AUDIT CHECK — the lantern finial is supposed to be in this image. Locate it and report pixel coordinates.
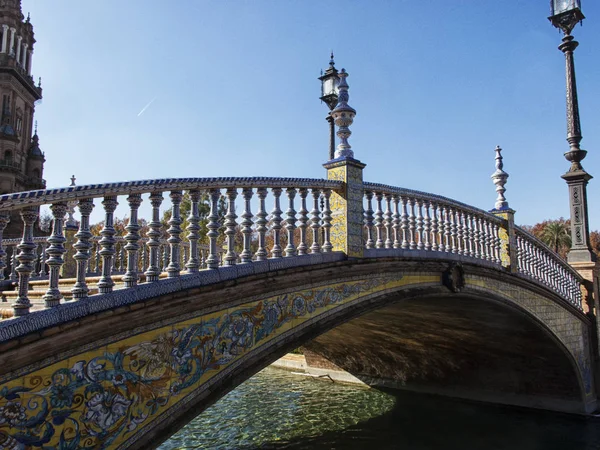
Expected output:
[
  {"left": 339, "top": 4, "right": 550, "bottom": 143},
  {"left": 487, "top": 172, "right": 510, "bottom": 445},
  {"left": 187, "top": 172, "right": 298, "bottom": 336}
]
[
  {"left": 491, "top": 146, "right": 509, "bottom": 210},
  {"left": 331, "top": 69, "right": 356, "bottom": 159}
]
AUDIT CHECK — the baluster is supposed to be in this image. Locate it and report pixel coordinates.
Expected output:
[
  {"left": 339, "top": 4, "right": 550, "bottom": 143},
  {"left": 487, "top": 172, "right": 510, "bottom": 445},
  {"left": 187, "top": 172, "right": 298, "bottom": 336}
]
[
  {"left": 0, "top": 212, "right": 9, "bottom": 281},
  {"left": 456, "top": 210, "right": 464, "bottom": 256},
  {"left": 41, "top": 203, "right": 68, "bottom": 307},
  {"left": 97, "top": 196, "right": 118, "bottom": 294},
  {"left": 392, "top": 195, "right": 400, "bottom": 249},
  {"left": 200, "top": 249, "right": 206, "bottom": 269},
  {"left": 144, "top": 192, "right": 163, "bottom": 282},
  {"left": 416, "top": 199, "right": 424, "bottom": 250},
  {"left": 443, "top": 207, "right": 452, "bottom": 253},
  {"left": 183, "top": 245, "right": 189, "bottom": 268},
  {"left": 122, "top": 194, "right": 142, "bottom": 287},
  {"left": 297, "top": 189, "right": 309, "bottom": 255},
  {"left": 542, "top": 253, "right": 550, "bottom": 285},
  {"left": 480, "top": 220, "right": 489, "bottom": 260},
  {"left": 466, "top": 214, "right": 475, "bottom": 257},
  {"left": 437, "top": 206, "right": 445, "bottom": 252},
  {"left": 270, "top": 188, "right": 283, "bottom": 258},
  {"left": 423, "top": 201, "right": 432, "bottom": 251},
  {"left": 322, "top": 189, "right": 332, "bottom": 252},
  {"left": 31, "top": 243, "right": 40, "bottom": 279},
  {"left": 430, "top": 203, "right": 439, "bottom": 252},
  {"left": 534, "top": 247, "right": 542, "bottom": 280},
  {"left": 72, "top": 199, "right": 94, "bottom": 300},
  {"left": 140, "top": 242, "right": 147, "bottom": 274},
  {"left": 529, "top": 244, "right": 536, "bottom": 278},
  {"left": 548, "top": 258, "right": 556, "bottom": 290},
  {"left": 521, "top": 238, "right": 528, "bottom": 274},
  {"left": 119, "top": 244, "right": 126, "bottom": 273},
  {"left": 254, "top": 188, "right": 268, "bottom": 261},
  {"left": 449, "top": 208, "right": 458, "bottom": 254},
  {"left": 36, "top": 243, "right": 46, "bottom": 277},
  {"left": 286, "top": 188, "right": 298, "bottom": 256},
  {"left": 400, "top": 196, "right": 409, "bottom": 249},
  {"left": 310, "top": 188, "right": 321, "bottom": 253},
  {"left": 486, "top": 221, "right": 494, "bottom": 261},
  {"left": 206, "top": 188, "right": 221, "bottom": 269},
  {"left": 13, "top": 207, "right": 38, "bottom": 316},
  {"left": 224, "top": 188, "right": 238, "bottom": 265},
  {"left": 166, "top": 191, "right": 183, "bottom": 277},
  {"left": 9, "top": 246, "right": 17, "bottom": 281},
  {"left": 374, "top": 192, "right": 384, "bottom": 249},
  {"left": 384, "top": 194, "right": 393, "bottom": 249},
  {"left": 162, "top": 244, "right": 169, "bottom": 272},
  {"left": 479, "top": 217, "right": 488, "bottom": 260},
  {"left": 492, "top": 223, "right": 501, "bottom": 264},
  {"left": 408, "top": 198, "right": 417, "bottom": 250},
  {"left": 516, "top": 236, "right": 524, "bottom": 273},
  {"left": 239, "top": 188, "right": 254, "bottom": 263},
  {"left": 526, "top": 241, "right": 534, "bottom": 276},
  {"left": 364, "top": 191, "right": 375, "bottom": 249}
]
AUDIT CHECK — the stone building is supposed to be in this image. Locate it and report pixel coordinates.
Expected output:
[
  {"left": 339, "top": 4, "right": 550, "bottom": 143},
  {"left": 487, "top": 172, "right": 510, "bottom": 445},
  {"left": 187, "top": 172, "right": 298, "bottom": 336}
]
[{"left": 0, "top": 0, "right": 43, "bottom": 196}]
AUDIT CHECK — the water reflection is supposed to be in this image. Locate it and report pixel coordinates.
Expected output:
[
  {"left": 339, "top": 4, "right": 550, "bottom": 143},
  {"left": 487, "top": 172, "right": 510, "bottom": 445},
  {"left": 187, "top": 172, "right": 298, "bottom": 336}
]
[{"left": 161, "top": 367, "right": 600, "bottom": 450}]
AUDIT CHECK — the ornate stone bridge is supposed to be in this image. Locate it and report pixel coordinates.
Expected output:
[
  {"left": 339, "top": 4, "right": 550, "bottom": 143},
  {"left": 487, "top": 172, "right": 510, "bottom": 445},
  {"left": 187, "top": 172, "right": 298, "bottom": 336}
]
[{"left": 0, "top": 73, "right": 597, "bottom": 449}]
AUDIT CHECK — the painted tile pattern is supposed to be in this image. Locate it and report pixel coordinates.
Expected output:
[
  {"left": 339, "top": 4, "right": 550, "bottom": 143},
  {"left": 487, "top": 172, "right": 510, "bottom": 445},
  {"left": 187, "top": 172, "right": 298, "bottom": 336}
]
[
  {"left": 493, "top": 211, "right": 511, "bottom": 268},
  {"left": 327, "top": 162, "right": 364, "bottom": 258},
  {"left": 0, "top": 273, "right": 423, "bottom": 449}
]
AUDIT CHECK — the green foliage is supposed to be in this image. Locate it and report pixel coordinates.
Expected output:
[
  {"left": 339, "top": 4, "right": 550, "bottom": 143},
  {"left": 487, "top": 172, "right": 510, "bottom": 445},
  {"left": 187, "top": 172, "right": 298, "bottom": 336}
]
[{"left": 161, "top": 192, "right": 227, "bottom": 244}]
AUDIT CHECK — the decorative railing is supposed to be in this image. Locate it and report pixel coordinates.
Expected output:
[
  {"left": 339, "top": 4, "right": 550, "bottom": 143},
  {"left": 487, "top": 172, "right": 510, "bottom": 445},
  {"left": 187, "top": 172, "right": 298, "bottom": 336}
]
[
  {"left": 0, "top": 177, "right": 343, "bottom": 317},
  {"left": 0, "top": 175, "right": 585, "bottom": 319},
  {"left": 515, "top": 227, "right": 582, "bottom": 307},
  {"left": 362, "top": 182, "right": 583, "bottom": 310},
  {"left": 1, "top": 236, "right": 211, "bottom": 281},
  {"left": 363, "top": 183, "right": 505, "bottom": 263}
]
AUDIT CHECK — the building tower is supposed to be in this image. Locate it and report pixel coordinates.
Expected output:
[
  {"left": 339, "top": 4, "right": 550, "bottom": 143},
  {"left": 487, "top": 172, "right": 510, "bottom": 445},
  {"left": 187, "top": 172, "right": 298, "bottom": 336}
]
[{"left": 0, "top": 0, "right": 43, "bottom": 195}]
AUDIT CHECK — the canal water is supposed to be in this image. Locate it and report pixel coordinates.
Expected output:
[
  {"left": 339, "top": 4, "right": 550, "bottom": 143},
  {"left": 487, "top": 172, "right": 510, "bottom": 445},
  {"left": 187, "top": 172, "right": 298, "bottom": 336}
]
[{"left": 159, "top": 367, "right": 600, "bottom": 450}]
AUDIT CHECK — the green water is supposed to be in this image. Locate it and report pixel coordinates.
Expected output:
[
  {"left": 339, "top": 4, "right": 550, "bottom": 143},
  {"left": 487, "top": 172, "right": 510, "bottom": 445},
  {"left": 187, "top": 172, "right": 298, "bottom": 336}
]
[{"left": 160, "top": 367, "right": 600, "bottom": 450}]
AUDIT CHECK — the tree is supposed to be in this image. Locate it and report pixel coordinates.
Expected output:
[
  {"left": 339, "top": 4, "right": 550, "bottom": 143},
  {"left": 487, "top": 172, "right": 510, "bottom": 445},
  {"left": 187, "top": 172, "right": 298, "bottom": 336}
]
[{"left": 540, "top": 219, "right": 571, "bottom": 255}]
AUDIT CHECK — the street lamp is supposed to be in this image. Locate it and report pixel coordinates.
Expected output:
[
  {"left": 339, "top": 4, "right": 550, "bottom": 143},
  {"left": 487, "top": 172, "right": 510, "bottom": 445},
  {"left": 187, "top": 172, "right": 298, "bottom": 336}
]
[
  {"left": 549, "top": 0, "right": 595, "bottom": 263},
  {"left": 318, "top": 53, "right": 339, "bottom": 161}
]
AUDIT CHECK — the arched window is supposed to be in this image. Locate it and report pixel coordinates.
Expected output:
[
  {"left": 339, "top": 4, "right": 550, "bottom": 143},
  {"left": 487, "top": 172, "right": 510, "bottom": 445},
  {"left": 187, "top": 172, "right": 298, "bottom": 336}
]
[
  {"left": 4, "top": 150, "right": 12, "bottom": 162},
  {"left": 32, "top": 168, "right": 40, "bottom": 179}
]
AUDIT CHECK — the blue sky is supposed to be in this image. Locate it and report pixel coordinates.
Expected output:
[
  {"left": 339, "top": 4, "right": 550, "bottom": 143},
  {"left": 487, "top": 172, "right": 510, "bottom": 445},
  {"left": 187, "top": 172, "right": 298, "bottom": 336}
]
[{"left": 21, "top": 1, "right": 600, "bottom": 228}]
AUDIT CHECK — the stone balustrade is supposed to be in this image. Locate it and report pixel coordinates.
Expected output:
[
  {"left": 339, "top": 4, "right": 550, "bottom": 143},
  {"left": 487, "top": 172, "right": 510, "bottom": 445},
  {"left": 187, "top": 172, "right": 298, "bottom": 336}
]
[
  {"left": 363, "top": 183, "right": 504, "bottom": 262},
  {"left": 0, "top": 175, "right": 585, "bottom": 318},
  {"left": 363, "top": 182, "right": 584, "bottom": 310},
  {"left": 515, "top": 227, "right": 583, "bottom": 308},
  {"left": 0, "top": 177, "right": 343, "bottom": 317}
]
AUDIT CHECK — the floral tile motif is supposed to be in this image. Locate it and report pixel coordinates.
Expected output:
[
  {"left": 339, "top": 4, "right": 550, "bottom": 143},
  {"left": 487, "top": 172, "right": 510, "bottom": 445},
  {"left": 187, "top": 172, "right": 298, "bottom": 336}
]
[
  {"left": 328, "top": 163, "right": 364, "bottom": 258},
  {"left": 0, "top": 273, "right": 407, "bottom": 449}
]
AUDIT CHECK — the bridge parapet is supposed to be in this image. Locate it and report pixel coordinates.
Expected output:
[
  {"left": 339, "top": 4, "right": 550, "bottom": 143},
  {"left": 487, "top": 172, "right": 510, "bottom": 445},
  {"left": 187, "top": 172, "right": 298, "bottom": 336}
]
[
  {"left": 362, "top": 182, "right": 583, "bottom": 309},
  {"left": 0, "top": 177, "right": 343, "bottom": 318},
  {"left": 0, "top": 174, "right": 585, "bottom": 326}
]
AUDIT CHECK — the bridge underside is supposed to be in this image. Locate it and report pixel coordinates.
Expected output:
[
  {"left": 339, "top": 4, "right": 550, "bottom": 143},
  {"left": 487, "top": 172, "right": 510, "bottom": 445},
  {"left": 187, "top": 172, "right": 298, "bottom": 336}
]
[
  {"left": 0, "top": 259, "right": 594, "bottom": 449},
  {"left": 305, "top": 294, "right": 583, "bottom": 413}
]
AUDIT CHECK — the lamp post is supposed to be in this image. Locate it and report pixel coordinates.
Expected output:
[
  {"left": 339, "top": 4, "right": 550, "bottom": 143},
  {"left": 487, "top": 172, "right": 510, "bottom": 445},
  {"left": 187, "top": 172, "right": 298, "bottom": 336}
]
[
  {"left": 549, "top": 0, "right": 595, "bottom": 263},
  {"left": 319, "top": 53, "right": 339, "bottom": 161}
]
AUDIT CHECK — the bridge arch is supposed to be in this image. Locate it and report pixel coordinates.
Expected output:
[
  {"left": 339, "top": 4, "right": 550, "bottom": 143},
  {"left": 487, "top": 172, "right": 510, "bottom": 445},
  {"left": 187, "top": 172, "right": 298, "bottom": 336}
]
[{"left": 0, "top": 258, "right": 594, "bottom": 449}]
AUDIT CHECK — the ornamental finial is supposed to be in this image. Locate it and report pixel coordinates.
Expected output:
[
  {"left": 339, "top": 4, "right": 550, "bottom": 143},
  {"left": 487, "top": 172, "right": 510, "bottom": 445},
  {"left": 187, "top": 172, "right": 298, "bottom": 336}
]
[
  {"left": 331, "top": 68, "right": 356, "bottom": 159},
  {"left": 329, "top": 51, "right": 334, "bottom": 67},
  {"left": 491, "top": 145, "right": 509, "bottom": 210},
  {"left": 34, "top": 120, "right": 37, "bottom": 134},
  {"left": 66, "top": 175, "right": 78, "bottom": 229}
]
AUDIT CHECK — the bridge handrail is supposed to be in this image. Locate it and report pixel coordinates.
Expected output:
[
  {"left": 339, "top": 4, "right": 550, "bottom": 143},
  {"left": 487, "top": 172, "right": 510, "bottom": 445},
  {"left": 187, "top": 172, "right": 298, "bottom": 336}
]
[
  {"left": 514, "top": 226, "right": 583, "bottom": 308},
  {"left": 515, "top": 226, "right": 582, "bottom": 279},
  {"left": 0, "top": 177, "right": 344, "bottom": 210},
  {"left": 364, "top": 182, "right": 505, "bottom": 225}
]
